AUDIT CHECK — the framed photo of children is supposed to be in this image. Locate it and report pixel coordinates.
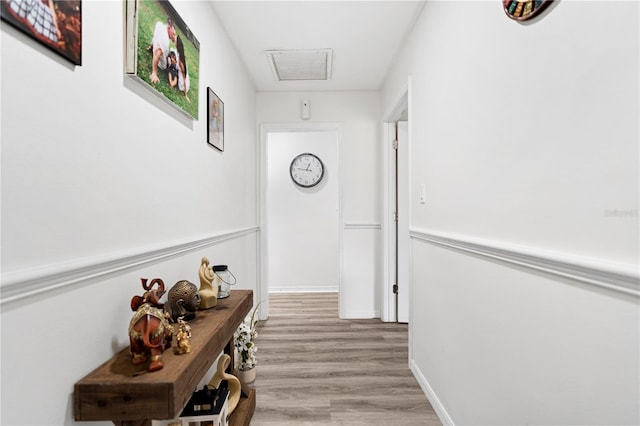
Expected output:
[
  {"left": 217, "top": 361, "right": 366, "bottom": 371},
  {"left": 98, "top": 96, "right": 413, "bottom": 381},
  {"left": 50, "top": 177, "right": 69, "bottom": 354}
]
[
  {"left": 207, "top": 88, "right": 224, "bottom": 152},
  {"left": 0, "top": 0, "right": 82, "bottom": 65},
  {"left": 125, "top": 0, "right": 200, "bottom": 120}
]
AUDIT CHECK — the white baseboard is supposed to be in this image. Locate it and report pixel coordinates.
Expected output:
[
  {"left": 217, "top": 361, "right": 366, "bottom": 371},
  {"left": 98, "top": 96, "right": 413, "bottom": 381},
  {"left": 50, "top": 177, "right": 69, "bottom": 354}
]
[
  {"left": 339, "top": 309, "right": 380, "bottom": 319},
  {"left": 410, "top": 359, "right": 454, "bottom": 426}
]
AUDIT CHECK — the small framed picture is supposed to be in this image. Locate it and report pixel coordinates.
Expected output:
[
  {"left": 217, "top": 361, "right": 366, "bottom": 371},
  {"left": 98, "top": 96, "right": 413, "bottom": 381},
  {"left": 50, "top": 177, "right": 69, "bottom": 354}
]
[{"left": 207, "top": 87, "right": 224, "bottom": 151}]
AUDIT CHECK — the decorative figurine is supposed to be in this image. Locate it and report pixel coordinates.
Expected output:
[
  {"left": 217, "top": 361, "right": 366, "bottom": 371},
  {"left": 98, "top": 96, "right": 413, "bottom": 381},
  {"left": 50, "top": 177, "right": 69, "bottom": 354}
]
[
  {"left": 208, "top": 354, "right": 241, "bottom": 416},
  {"left": 198, "top": 257, "right": 218, "bottom": 309},
  {"left": 166, "top": 280, "right": 201, "bottom": 322},
  {"left": 129, "top": 278, "right": 173, "bottom": 372},
  {"left": 174, "top": 317, "right": 192, "bottom": 355}
]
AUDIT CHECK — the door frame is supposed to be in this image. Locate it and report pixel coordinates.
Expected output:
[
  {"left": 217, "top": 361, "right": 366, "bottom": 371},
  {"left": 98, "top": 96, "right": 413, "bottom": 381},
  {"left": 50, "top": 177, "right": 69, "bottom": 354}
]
[
  {"left": 395, "top": 121, "right": 410, "bottom": 324},
  {"left": 381, "top": 79, "right": 411, "bottom": 323},
  {"left": 258, "top": 123, "right": 343, "bottom": 321}
]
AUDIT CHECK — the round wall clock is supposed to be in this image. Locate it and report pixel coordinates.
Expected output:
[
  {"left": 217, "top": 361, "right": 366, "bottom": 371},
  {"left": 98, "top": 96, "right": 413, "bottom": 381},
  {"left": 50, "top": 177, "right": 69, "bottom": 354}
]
[{"left": 290, "top": 153, "right": 325, "bottom": 188}]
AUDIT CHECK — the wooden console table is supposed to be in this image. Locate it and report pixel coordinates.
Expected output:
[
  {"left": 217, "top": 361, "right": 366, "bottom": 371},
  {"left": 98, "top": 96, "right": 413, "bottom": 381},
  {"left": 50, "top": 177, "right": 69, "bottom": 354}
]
[{"left": 74, "top": 290, "right": 255, "bottom": 426}]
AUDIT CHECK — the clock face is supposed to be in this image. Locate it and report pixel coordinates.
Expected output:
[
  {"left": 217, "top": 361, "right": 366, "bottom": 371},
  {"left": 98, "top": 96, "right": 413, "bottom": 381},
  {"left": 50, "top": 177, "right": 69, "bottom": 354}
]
[{"left": 290, "top": 153, "right": 325, "bottom": 188}]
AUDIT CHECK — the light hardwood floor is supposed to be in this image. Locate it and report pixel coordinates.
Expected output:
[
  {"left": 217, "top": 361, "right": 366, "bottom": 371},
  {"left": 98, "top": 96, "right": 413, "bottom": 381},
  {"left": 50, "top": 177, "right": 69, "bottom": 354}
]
[{"left": 250, "top": 292, "right": 441, "bottom": 425}]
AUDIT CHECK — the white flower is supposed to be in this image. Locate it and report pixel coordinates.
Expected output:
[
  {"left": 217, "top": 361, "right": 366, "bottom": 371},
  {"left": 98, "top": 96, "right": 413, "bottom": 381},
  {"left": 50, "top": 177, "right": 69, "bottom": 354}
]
[{"left": 233, "top": 302, "right": 264, "bottom": 370}]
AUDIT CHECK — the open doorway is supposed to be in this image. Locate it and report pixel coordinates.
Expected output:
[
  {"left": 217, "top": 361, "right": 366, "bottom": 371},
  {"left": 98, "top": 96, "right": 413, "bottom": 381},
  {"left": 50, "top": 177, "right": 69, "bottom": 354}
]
[{"left": 259, "top": 124, "right": 341, "bottom": 321}]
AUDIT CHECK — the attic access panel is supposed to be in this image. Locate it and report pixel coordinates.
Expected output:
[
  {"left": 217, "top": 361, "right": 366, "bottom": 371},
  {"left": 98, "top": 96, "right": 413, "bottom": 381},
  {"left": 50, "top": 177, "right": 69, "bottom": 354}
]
[{"left": 266, "top": 49, "right": 333, "bottom": 81}]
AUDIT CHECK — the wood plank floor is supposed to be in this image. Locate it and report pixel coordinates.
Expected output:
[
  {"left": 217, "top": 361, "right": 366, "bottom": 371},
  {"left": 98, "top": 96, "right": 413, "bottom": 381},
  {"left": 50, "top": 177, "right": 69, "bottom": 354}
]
[{"left": 249, "top": 293, "right": 441, "bottom": 425}]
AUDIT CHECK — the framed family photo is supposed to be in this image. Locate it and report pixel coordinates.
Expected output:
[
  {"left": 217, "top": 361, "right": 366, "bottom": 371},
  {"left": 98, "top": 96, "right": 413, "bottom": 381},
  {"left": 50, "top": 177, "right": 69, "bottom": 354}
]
[
  {"left": 125, "top": 0, "right": 200, "bottom": 119},
  {"left": 207, "top": 88, "right": 224, "bottom": 151},
  {"left": 1, "top": 0, "right": 82, "bottom": 65}
]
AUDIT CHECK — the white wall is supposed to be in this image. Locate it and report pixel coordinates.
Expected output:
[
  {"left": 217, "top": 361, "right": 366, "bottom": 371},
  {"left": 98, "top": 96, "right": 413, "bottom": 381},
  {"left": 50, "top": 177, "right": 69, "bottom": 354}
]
[
  {"left": 1, "top": 1, "right": 258, "bottom": 424},
  {"left": 257, "top": 91, "right": 382, "bottom": 318},
  {"left": 382, "top": 1, "right": 639, "bottom": 424},
  {"left": 266, "top": 130, "right": 339, "bottom": 292}
]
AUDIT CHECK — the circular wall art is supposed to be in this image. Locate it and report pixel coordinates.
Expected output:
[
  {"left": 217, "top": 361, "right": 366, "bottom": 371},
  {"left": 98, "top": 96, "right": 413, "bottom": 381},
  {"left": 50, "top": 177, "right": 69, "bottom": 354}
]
[{"left": 503, "top": 0, "right": 553, "bottom": 21}]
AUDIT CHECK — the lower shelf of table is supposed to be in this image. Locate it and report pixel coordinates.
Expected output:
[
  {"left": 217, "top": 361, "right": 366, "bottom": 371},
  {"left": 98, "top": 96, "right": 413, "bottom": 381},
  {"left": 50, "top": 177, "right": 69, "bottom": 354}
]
[{"left": 229, "top": 388, "right": 255, "bottom": 426}]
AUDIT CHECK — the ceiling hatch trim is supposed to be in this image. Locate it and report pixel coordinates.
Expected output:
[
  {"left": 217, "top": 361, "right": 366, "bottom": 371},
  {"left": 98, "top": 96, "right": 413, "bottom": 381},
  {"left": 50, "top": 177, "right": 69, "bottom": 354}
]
[{"left": 265, "top": 49, "right": 333, "bottom": 81}]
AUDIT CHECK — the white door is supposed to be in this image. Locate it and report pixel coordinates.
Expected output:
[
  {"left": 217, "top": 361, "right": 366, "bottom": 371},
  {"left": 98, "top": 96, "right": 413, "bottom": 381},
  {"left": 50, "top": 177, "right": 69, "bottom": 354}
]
[
  {"left": 266, "top": 130, "right": 340, "bottom": 293},
  {"left": 397, "top": 121, "right": 410, "bottom": 323}
]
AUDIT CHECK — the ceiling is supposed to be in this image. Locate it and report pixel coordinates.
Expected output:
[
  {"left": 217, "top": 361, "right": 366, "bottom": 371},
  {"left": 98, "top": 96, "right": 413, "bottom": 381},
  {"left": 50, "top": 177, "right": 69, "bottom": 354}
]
[{"left": 210, "top": 1, "right": 426, "bottom": 92}]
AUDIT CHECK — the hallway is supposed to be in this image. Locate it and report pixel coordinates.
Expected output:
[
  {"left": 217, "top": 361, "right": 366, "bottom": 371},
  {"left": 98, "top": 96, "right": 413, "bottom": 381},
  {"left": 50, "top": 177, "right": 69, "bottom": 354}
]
[
  {"left": 1, "top": 1, "right": 637, "bottom": 423},
  {"left": 250, "top": 293, "right": 440, "bottom": 425}
]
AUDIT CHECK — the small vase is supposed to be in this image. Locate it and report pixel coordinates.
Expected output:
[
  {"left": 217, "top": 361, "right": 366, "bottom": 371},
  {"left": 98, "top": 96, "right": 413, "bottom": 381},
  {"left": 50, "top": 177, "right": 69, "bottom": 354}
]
[{"left": 237, "top": 367, "right": 256, "bottom": 384}]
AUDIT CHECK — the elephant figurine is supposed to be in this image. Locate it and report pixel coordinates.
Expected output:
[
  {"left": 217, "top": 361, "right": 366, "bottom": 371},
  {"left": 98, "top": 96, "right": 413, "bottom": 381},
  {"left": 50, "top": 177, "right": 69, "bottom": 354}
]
[
  {"left": 166, "top": 280, "right": 201, "bottom": 322},
  {"left": 129, "top": 278, "right": 173, "bottom": 372}
]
